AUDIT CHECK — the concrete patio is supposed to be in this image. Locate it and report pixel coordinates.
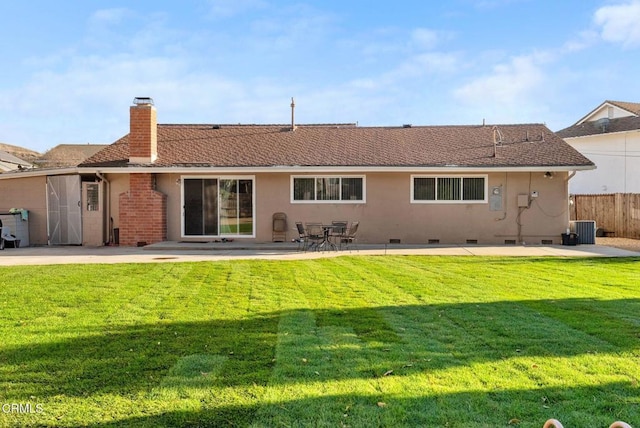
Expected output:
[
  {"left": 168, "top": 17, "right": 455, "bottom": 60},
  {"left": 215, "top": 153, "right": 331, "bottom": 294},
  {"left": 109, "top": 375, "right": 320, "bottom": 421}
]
[{"left": 0, "top": 240, "right": 638, "bottom": 266}]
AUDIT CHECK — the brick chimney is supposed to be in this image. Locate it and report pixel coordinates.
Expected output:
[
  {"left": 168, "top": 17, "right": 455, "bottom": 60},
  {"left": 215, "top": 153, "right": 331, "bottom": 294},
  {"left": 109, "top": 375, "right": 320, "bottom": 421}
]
[
  {"left": 119, "top": 173, "right": 167, "bottom": 246},
  {"left": 118, "top": 96, "right": 167, "bottom": 246},
  {"left": 129, "top": 97, "right": 157, "bottom": 164}
]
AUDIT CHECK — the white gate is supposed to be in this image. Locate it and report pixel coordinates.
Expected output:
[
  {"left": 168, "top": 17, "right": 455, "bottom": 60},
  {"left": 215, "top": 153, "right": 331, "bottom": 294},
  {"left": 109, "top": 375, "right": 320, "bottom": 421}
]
[{"left": 46, "top": 175, "right": 82, "bottom": 245}]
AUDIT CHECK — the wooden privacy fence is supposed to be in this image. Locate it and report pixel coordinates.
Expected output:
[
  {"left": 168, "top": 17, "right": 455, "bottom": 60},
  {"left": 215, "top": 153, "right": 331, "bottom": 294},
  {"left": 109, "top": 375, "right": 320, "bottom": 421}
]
[{"left": 570, "top": 193, "right": 640, "bottom": 239}]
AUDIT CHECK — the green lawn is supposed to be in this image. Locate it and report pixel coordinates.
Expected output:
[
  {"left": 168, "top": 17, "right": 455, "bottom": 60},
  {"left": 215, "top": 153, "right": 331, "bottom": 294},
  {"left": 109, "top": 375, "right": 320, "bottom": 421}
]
[{"left": 0, "top": 256, "right": 639, "bottom": 427}]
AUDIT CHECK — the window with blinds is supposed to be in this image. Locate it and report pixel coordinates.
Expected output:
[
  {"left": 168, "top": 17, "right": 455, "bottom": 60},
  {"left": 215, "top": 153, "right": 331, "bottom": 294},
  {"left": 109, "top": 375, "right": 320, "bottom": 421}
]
[
  {"left": 412, "top": 175, "right": 486, "bottom": 203},
  {"left": 292, "top": 176, "right": 365, "bottom": 203}
]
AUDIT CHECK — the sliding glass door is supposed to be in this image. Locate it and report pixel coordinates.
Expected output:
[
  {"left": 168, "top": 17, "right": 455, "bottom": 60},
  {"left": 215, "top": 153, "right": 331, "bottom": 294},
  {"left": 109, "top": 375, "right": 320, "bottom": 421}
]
[
  {"left": 183, "top": 177, "right": 254, "bottom": 237},
  {"left": 184, "top": 178, "right": 218, "bottom": 235}
]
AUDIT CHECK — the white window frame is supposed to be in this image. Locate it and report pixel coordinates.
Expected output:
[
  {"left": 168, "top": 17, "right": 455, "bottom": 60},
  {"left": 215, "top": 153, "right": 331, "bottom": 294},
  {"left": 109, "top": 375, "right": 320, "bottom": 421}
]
[
  {"left": 410, "top": 174, "right": 488, "bottom": 204},
  {"left": 180, "top": 175, "right": 256, "bottom": 238},
  {"left": 290, "top": 175, "right": 366, "bottom": 204}
]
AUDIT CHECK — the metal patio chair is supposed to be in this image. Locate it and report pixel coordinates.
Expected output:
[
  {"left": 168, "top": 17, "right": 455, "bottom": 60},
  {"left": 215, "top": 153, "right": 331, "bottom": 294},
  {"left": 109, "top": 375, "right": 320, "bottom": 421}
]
[
  {"left": 339, "top": 221, "right": 359, "bottom": 251},
  {"left": 330, "top": 220, "right": 348, "bottom": 248},
  {"left": 304, "top": 222, "right": 324, "bottom": 251},
  {"left": 294, "top": 222, "right": 309, "bottom": 251}
]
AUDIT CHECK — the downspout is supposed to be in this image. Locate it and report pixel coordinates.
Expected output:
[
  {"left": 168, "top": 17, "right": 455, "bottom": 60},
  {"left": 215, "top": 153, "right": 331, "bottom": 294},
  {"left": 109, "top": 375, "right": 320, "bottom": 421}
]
[
  {"left": 565, "top": 171, "right": 577, "bottom": 229},
  {"left": 96, "top": 172, "right": 111, "bottom": 245},
  {"left": 45, "top": 180, "right": 51, "bottom": 246},
  {"left": 624, "top": 133, "right": 628, "bottom": 193}
]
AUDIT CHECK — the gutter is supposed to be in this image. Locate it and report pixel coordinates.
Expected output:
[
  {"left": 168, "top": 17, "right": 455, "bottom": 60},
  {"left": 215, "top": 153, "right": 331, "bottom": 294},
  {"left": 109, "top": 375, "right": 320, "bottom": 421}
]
[
  {"left": 95, "top": 172, "right": 111, "bottom": 245},
  {"left": 0, "top": 164, "right": 596, "bottom": 179},
  {"left": 0, "top": 167, "right": 79, "bottom": 179},
  {"left": 562, "top": 127, "right": 640, "bottom": 140},
  {"left": 77, "top": 165, "right": 597, "bottom": 174}
]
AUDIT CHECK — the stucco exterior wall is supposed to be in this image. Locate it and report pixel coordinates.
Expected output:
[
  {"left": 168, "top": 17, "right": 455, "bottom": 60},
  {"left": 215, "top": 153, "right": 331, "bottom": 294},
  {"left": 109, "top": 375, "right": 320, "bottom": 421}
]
[
  {"left": 565, "top": 130, "right": 640, "bottom": 194},
  {"left": 5, "top": 170, "right": 571, "bottom": 246},
  {"left": 159, "top": 174, "right": 181, "bottom": 241},
  {"left": 153, "top": 171, "right": 569, "bottom": 245},
  {"left": 0, "top": 175, "right": 48, "bottom": 245},
  {"left": 104, "top": 173, "right": 129, "bottom": 231},
  {"left": 253, "top": 172, "right": 569, "bottom": 245}
]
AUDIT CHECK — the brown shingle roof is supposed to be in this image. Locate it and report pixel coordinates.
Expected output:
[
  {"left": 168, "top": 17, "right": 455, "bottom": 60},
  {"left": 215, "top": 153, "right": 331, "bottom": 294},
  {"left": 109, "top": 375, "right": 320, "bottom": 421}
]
[
  {"left": 0, "top": 142, "right": 40, "bottom": 163},
  {"left": 0, "top": 150, "right": 33, "bottom": 171},
  {"left": 36, "top": 144, "right": 109, "bottom": 168},
  {"left": 607, "top": 100, "right": 640, "bottom": 115},
  {"left": 80, "top": 123, "right": 593, "bottom": 169},
  {"left": 556, "top": 115, "right": 640, "bottom": 139}
]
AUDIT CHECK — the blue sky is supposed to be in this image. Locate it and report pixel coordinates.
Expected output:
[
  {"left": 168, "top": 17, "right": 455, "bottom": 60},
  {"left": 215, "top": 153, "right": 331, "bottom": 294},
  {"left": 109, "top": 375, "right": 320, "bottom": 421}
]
[{"left": 1, "top": 0, "right": 639, "bottom": 153}]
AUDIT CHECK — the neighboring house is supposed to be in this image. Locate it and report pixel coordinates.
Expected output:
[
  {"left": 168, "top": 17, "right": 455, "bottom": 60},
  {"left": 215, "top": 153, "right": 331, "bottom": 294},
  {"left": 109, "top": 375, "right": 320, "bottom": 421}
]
[
  {"left": 0, "top": 150, "right": 32, "bottom": 172},
  {"left": 557, "top": 100, "right": 640, "bottom": 194},
  {"left": 0, "top": 97, "right": 594, "bottom": 246},
  {"left": 34, "top": 143, "right": 109, "bottom": 168},
  {"left": 0, "top": 143, "right": 40, "bottom": 164}
]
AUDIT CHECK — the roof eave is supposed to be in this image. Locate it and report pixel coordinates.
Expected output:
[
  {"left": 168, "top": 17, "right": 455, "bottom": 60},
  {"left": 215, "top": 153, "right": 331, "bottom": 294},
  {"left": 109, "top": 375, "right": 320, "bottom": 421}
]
[
  {"left": 560, "top": 127, "right": 640, "bottom": 140},
  {"left": 0, "top": 167, "right": 80, "bottom": 180},
  {"left": 574, "top": 101, "right": 609, "bottom": 126},
  {"left": 575, "top": 100, "right": 640, "bottom": 126},
  {"left": 0, "top": 164, "right": 596, "bottom": 180},
  {"left": 80, "top": 165, "right": 596, "bottom": 174}
]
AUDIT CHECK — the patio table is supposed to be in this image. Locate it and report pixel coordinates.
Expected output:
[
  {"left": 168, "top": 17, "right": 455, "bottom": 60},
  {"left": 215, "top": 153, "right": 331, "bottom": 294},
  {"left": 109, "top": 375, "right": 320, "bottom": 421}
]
[{"left": 315, "top": 225, "right": 338, "bottom": 251}]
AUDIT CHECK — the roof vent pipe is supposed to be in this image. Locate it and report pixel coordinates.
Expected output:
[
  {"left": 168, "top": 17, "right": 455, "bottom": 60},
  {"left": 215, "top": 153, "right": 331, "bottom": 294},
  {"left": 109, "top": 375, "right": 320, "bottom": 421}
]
[
  {"left": 492, "top": 126, "right": 503, "bottom": 158},
  {"left": 290, "top": 97, "right": 296, "bottom": 131}
]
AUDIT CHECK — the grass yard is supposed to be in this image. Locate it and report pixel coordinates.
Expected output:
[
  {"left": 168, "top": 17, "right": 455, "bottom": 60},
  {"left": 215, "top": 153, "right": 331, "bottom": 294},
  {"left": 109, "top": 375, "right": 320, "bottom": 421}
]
[{"left": 0, "top": 256, "right": 639, "bottom": 427}]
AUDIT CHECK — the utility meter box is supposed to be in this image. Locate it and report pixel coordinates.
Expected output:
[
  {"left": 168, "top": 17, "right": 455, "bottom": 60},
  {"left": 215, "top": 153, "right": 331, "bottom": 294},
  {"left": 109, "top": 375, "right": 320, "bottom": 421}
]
[
  {"left": 489, "top": 186, "right": 503, "bottom": 211},
  {"left": 517, "top": 194, "right": 529, "bottom": 207}
]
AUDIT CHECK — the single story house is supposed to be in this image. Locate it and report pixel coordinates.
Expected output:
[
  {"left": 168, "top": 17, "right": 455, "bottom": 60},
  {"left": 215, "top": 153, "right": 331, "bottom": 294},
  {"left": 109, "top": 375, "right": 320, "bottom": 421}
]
[
  {"left": 0, "top": 97, "right": 594, "bottom": 246},
  {"left": 557, "top": 100, "right": 640, "bottom": 194}
]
